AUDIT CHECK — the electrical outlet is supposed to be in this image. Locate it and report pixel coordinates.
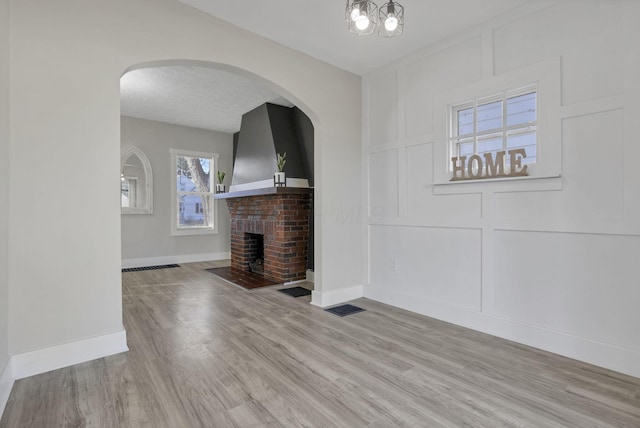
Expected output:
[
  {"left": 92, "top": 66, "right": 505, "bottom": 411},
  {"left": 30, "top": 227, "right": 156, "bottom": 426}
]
[{"left": 390, "top": 258, "right": 398, "bottom": 272}]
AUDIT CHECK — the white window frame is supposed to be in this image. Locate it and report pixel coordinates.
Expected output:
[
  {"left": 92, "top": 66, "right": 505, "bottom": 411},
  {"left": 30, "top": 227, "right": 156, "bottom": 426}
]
[
  {"left": 170, "top": 149, "right": 219, "bottom": 236},
  {"left": 433, "top": 57, "right": 562, "bottom": 187},
  {"left": 121, "top": 176, "right": 137, "bottom": 208},
  {"left": 121, "top": 146, "right": 153, "bottom": 214},
  {"left": 449, "top": 85, "right": 537, "bottom": 172}
]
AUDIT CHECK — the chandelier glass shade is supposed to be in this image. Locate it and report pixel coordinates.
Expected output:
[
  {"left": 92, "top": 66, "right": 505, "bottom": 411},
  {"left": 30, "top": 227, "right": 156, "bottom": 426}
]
[
  {"left": 379, "top": 1, "right": 404, "bottom": 37},
  {"left": 345, "top": 0, "right": 379, "bottom": 36},
  {"left": 345, "top": 0, "right": 404, "bottom": 37}
]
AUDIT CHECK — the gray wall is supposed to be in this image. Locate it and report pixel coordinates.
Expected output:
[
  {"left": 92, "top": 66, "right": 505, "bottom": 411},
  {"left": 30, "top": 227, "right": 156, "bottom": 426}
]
[
  {"left": 121, "top": 116, "right": 233, "bottom": 263},
  {"left": 0, "top": 0, "right": 9, "bottom": 374}
]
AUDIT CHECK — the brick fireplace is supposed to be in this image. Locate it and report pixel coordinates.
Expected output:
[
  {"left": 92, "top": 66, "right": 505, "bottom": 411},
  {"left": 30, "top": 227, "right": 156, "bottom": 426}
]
[{"left": 223, "top": 188, "right": 312, "bottom": 283}]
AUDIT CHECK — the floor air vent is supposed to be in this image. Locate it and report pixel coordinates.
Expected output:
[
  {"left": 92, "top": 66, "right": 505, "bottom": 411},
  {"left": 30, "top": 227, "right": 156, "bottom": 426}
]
[
  {"left": 122, "top": 264, "right": 180, "bottom": 273},
  {"left": 278, "top": 286, "right": 312, "bottom": 298},
  {"left": 325, "top": 304, "right": 365, "bottom": 317}
]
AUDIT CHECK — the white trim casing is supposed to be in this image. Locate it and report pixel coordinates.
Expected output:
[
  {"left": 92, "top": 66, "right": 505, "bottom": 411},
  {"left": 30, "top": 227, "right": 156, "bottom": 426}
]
[
  {"left": 122, "top": 251, "right": 230, "bottom": 269},
  {"left": 433, "top": 57, "right": 561, "bottom": 187},
  {"left": 305, "top": 269, "right": 315, "bottom": 283},
  {"left": 11, "top": 330, "right": 128, "bottom": 380},
  {"left": 310, "top": 285, "right": 364, "bottom": 308}
]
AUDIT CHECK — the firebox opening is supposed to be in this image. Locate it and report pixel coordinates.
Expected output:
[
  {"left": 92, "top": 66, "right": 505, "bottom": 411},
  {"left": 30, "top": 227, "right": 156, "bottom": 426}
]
[{"left": 246, "top": 232, "right": 264, "bottom": 275}]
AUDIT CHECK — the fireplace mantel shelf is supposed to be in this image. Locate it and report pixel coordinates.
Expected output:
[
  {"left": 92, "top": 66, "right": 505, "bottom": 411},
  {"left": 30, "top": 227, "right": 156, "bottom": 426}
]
[{"left": 214, "top": 186, "right": 313, "bottom": 200}]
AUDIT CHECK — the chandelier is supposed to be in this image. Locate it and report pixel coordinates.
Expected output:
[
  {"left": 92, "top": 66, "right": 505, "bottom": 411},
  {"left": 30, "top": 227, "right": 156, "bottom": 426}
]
[{"left": 345, "top": 0, "right": 404, "bottom": 37}]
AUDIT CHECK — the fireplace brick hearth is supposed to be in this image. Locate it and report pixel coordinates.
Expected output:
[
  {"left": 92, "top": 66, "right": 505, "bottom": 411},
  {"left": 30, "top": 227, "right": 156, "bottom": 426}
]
[{"left": 224, "top": 190, "right": 311, "bottom": 283}]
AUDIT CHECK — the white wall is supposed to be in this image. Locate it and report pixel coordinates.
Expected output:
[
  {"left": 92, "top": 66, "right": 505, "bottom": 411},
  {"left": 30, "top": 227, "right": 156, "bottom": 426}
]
[
  {"left": 363, "top": 0, "right": 640, "bottom": 377},
  {"left": 8, "top": 0, "right": 361, "bottom": 356},
  {"left": 0, "top": 0, "right": 10, "bottom": 376},
  {"left": 121, "top": 116, "right": 232, "bottom": 265}
]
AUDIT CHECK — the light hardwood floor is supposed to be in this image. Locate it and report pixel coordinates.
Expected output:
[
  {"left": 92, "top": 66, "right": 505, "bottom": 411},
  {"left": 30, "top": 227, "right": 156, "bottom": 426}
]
[{"left": 2, "top": 260, "right": 639, "bottom": 427}]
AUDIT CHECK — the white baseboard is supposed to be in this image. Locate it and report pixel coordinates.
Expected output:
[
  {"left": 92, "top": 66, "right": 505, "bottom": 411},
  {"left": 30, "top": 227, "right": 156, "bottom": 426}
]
[
  {"left": 12, "top": 330, "right": 128, "bottom": 380},
  {"left": 0, "top": 358, "right": 14, "bottom": 418},
  {"left": 365, "top": 284, "right": 640, "bottom": 379},
  {"left": 306, "top": 270, "right": 314, "bottom": 284},
  {"left": 122, "top": 252, "right": 230, "bottom": 269},
  {"left": 311, "top": 285, "right": 363, "bottom": 308},
  {"left": 284, "top": 270, "right": 315, "bottom": 286}
]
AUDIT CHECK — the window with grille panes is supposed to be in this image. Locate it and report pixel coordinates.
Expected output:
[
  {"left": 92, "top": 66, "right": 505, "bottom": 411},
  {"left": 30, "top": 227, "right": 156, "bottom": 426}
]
[
  {"left": 449, "top": 86, "right": 537, "bottom": 173},
  {"left": 170, "top": 149, "right": 219, "bottom": 235}
]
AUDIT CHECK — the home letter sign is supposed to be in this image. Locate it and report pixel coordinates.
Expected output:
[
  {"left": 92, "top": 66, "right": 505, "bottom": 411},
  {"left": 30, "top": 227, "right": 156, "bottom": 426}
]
[{"left": 450, "top": 149, "right": 529, "bottom": 181}]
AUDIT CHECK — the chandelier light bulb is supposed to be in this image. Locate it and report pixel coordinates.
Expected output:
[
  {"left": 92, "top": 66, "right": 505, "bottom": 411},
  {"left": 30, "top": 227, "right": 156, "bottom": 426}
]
[
  {"left": 355, "top": 16, "right": 370, "bottom": 30},
  {"left": 350, "top": 6, "right": 360, "bottom": 21},
  {"left": 384, "top": 14, "right": 398, "bottom": 31}
]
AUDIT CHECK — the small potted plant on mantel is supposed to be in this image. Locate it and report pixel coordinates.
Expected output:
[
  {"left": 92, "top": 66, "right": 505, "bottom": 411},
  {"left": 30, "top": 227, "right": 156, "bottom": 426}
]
[
  {"left": 216, "top": 170, "right": 226, "bottom": 194},
  {"left": 274, "top": 152, "right": 286, "bottom": 187}
]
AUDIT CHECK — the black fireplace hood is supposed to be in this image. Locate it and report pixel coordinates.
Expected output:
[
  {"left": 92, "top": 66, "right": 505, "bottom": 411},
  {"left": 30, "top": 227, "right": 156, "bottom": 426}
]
[{"left": 231, "top": 103, "right": 314, "bottom": 190}]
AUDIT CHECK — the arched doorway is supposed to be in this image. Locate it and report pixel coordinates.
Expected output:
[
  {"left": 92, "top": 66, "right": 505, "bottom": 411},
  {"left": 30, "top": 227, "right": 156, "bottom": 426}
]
[{"left": 119, "top": 60, "right": 316, "bottom": 290}]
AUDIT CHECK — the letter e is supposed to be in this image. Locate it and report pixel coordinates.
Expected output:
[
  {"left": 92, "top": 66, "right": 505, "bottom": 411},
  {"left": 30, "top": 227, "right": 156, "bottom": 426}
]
[{"left": 508, "top": 148, "right": 528, "bottom": 176}]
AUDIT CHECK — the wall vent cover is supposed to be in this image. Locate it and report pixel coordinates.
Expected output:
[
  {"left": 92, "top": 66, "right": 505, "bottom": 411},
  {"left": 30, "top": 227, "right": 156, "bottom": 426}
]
[{"left": 122, "top": 264, "right": 180, "bottom": 273}]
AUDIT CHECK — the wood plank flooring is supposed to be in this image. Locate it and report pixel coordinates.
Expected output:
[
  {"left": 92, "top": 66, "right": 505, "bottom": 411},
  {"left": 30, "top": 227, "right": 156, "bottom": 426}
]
[{"left": 2, "top": 260, "right": 639, "bottom": 427}]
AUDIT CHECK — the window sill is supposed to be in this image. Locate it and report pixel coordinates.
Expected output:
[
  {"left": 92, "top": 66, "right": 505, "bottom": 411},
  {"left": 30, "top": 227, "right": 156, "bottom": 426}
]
[
  {"left": 432, "top": 174, "right": 562, "bottom": 195},
  {"left": 171, "top": 227, "right": 218, "bottom": 236},
  {"left": 122, "top": 208, "right": 153, "bottom": 215}
]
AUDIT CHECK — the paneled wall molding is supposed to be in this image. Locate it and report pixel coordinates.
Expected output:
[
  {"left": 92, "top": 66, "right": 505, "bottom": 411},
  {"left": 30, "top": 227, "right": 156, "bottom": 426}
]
[
  {"left": 559, "top": 95, "right": 623, "bottom": 120},
  {"left": 366, "top": 92, "right": 623, "bottom": 156},
  {"left": 366, "top": 1, "right": 558, "bottom": 78},
  {"left": 366, "top": 218, "right": 640, "bottom": 246},
  {"left": 368, "top": 219, "right": 483, "bottom": 230},
  {"left": 363, "top": 1, "right": 640, "bottom": 379},
  {"left": 622, "top": 5, "right": 640, "bottom": 227},
  {"left": 367, "top": 217, "right": 640, "bottom": 239},
  {"left": 397, "top": 146, "right": 409, "bottom": 218},
  {"left": 367, "top": 135, "right": 435, "bottom": 154},
  {"left": 494, "top": 222, "right": 640, "bottom": 238},
  {"left": 481, "top": 28, "right": 494, "bottom": 79},
  {"left": 432, "top": 176, "right": 563, "bottom": 195}
]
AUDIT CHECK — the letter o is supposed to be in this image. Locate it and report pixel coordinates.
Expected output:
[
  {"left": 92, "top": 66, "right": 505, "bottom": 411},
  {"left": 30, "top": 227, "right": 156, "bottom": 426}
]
[{"left": 468, "top": 154, "right": 483, "bottom": 179}]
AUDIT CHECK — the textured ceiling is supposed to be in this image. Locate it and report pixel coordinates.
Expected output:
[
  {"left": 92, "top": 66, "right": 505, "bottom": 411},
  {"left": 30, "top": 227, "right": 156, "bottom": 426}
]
[
  {"left": 120, "top": 66, "right": 292, "bottom": 133},
  {"left": 178, "top": 0, "right": 529, "bottom": 75}
]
